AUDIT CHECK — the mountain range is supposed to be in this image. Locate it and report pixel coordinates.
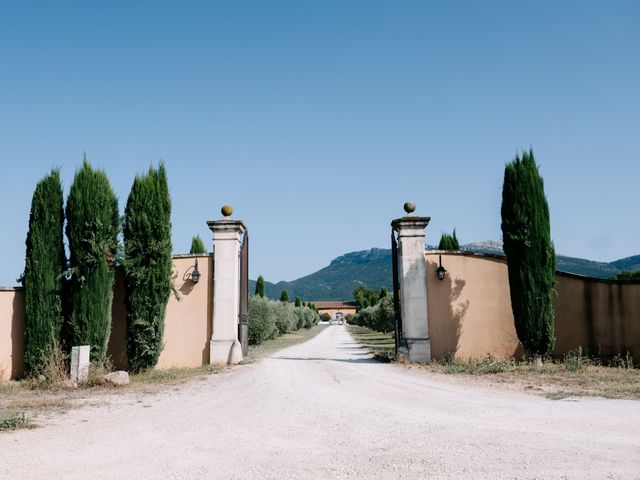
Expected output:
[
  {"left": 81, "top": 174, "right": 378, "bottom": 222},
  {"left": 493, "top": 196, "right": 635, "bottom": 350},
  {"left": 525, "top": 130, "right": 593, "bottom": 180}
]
[{"left": 250, "top": 242, "right": 640, "bottom": 302}]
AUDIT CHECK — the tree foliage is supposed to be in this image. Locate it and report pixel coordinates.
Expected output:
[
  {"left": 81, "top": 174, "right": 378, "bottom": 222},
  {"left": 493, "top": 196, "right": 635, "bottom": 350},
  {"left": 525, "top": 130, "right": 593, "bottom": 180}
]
[
  {"left": 438, "top": 229, "right": 460, "bottom": 251},
  {"left": 189, "top": 235, "right": 206, "bottom": 254},
  {"left": 352, "top": 296, "right": 395, "bottom": 333},
  {"left": 123, "top": 164, "right": 173, "bottom": 371},
  {"left": 22, "top": 170, "right": 67, "bottom": 374},
  {"left": 353, "top": 286, "right": 380, "bottom": 311},
  {"left": 501, "top": 149, "right": 555, "bottom": 356},
  {"left": 294, "top": 296, "right": 302, "bottom": 307},
  {"left": 65, "top": 159, "right": 120, "bottom": 362},
  {"left": 255, "top": 275, "right": 265, "bottom": 297},
  {"left": 611, "top": 270, "right": 640, "bottom": 280},
  {"left": 280, "top": 290, "right": 289, "bottom": 303}
]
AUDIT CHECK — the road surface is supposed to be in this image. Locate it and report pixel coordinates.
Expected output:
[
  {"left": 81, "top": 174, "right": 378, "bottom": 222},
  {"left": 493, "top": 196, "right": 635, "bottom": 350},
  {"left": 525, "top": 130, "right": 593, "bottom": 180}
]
[{"left": 2, "top": 325, "right": 640, "bottom": 479}]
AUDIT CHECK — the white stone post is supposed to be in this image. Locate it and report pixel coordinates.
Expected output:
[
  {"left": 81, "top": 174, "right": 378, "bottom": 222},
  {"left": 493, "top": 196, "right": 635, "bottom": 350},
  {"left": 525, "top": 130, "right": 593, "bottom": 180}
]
[
  {"left": 392, "top": 210, "right": 431, "bottom": 363},
  {"left": 207, "top": 215, "right": 246, "bottom": 365},
  {"left": 70, "top": 345, "right": 90, "bottom": 382}
]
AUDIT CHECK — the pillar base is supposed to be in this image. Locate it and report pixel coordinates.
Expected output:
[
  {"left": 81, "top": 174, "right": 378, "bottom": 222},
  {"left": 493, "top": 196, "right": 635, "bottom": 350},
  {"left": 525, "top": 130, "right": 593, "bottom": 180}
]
[
  {"left": 210, "top": 339, "right": 243, "bottom": 365},
  {"left": 398, "top": 337, "right": 431, "bottom": 363}
]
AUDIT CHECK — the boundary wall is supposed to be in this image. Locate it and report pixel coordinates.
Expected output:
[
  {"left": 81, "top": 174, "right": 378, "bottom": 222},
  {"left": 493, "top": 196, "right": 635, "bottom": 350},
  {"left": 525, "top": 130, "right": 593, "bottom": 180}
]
[{"left": 425, "top": 252, "right": 640, "bottom": 361}]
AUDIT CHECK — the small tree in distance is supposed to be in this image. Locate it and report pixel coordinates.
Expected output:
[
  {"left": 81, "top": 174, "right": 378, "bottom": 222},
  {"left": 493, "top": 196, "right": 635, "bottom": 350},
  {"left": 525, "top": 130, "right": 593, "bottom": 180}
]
[
  {"left": 295, "top": 297, "right": 302, "bottom": 307},
  {"left": 501, "top": 148, "right": 555, "bottom": 358},
  {"left": 255, "top": 275, "right": 265, "bottom": 297},
  {"left": 438, "top": 229, "right": 459, "bottom": 251},
  {"left": 190, "top": 235, "right": 206, "bottom": 254},
  {"left": 280, "top": 290, "right": 289, "bottom": 303}
]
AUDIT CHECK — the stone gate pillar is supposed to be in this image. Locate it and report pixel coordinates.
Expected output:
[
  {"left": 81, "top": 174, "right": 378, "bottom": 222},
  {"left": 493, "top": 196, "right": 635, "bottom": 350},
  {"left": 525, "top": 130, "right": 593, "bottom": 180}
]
[
  {"left": 392, "top": 203, "right": 431, "bottom": 362},
  {"left": 207, "top": 206, "right": 246, "bottom": 365}
]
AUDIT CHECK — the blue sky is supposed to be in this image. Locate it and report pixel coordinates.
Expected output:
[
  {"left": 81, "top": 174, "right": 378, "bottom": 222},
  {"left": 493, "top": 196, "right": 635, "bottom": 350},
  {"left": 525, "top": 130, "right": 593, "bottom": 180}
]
[{"left": 0, "top": 1, "right": 638, "bottom": 286}]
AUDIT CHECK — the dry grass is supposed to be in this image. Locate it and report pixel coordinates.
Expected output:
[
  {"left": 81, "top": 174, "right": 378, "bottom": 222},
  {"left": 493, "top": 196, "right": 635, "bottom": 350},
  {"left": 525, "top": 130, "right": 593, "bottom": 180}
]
[
  {"left": 346, "top": 324, "right": 396, "bottom": 361},
  {"left": 425, "top": 355, "right": 640, "bottom": 400},
  {"left": 346, "top": 325, "right": 640, "bottom": 400}
]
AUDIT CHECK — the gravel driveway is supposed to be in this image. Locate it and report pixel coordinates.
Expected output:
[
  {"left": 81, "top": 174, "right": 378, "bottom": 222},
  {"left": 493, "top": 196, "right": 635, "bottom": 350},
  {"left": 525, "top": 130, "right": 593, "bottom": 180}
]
[{"left": 2, "top": 325, "right": 640, "bottom": 480}]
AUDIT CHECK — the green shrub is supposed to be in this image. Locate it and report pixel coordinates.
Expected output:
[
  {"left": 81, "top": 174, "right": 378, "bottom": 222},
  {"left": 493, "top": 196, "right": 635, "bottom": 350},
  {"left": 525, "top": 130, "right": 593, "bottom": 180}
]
[
  {"left": 320, "top": 312, "right": 331, "bottom": 322},
  {"left": 65, "top": 159, "right": 120, "bottom": 363},
  {"left": 22, "top": 170, "right": 66, "bottom": 375},
  {"left": 248, "top": 297, "right": 319, "bottom": 345},
  {"left": 189, "top": 235, "right": 206, "bottom": 254},
  {"left": 352, "top": 296, "right": 395, "bottom": 333},
  {"left": 248, "top": 296, "right": 278, "bottom": 344},
  {"left": 501, "top": 148, "right": 555, "bottom": 356},
  {"left": 123, "top": 164, "right": 173, "bottom": 372},
  {"left": 280, "top": 290, "right": 289, "bottom": 303},
  {"left": 564, "top": 347, "right": 591, "bottom": 373}
]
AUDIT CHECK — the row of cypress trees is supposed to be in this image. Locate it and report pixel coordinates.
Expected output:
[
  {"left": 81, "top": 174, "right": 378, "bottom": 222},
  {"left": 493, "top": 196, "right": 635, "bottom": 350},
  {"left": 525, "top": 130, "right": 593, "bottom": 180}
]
[{"left": 22, "top": 159, "right": 172, "bottom": 375}]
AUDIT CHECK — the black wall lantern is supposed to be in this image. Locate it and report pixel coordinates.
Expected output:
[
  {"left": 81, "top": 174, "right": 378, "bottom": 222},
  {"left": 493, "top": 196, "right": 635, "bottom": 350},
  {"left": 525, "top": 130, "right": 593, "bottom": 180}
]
[
  {"left": 436, "top": 254, "right": 446, "bottom": 281},
  {"left": 191, "top": 259, "right": 201, "bottom": 284}
]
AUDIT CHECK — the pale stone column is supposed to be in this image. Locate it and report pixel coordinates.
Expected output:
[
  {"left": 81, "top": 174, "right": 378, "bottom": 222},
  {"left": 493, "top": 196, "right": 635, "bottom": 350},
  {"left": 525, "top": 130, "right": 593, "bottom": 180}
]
[
  {"left": 392, "top": 208, "right": 431, "bottom": 362},
  {"left": 207, "top": 214, "right": 246, "bottom": 365}
]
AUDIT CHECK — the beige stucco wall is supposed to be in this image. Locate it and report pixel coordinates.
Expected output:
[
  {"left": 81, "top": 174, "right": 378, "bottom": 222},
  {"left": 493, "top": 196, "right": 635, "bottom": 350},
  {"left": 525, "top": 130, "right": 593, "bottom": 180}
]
[
  {"left": 0, "top": 288, "right": 24, "bottom": 380},
  {"left": 2, "top": 254, "right": 212, "bottom": 380},
  {"left": 426, "top": 252, "right": 640, "bottom": 360},
  {"left": 554, "top": 273, "right": 640, "bottom": 359},
  {"left": 107, "top": 254, "right": 213, "bottom": 370},
  {"left": 426, "top": 253, "right": 521, "bottom": 360}
]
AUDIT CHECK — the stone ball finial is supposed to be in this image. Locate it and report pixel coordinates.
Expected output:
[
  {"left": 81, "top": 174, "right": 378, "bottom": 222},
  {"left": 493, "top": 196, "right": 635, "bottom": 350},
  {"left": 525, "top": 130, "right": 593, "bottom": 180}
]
[
  {"left": 221, "top": 205, "right": 233, "bottom": 217},
  {"left": 404, "top": 202, "right": 416, "bottom": 214}
]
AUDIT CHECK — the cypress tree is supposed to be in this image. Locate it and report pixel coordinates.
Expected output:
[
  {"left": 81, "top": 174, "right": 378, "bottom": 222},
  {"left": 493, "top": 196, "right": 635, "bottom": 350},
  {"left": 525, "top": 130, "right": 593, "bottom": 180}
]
[
  {"left": 255, "top": 275, "right": 265, "bottom": 297},
  {"left": 190, "top": 235, "right": 206, "bottom": 254},
  {"left": 123, "top": 164, "right": 173, "bottom": 372},
  {"left": 295, "top": 297, "right": 302, "bottom": 307},
  {"left": 501, "top": 149, "right": 555, "bottom": 356},
  {"left": 22, "top": 170, "right": 67, "bottom": 374},
  {"left": 65, "top": 159, "right": 120, "bottom": 363},
  {"left": 438, "top": 229, "right": 459, "bottom": 251},
  {"left": 280, "top": 290, "right": 289, "bottom": 303}
]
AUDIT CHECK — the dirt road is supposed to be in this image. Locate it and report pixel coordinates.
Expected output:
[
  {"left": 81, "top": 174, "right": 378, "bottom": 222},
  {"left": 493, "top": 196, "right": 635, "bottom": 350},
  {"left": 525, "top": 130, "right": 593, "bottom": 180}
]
[{"left": 2, "top": 325, "right": 640, "bottom": 479}]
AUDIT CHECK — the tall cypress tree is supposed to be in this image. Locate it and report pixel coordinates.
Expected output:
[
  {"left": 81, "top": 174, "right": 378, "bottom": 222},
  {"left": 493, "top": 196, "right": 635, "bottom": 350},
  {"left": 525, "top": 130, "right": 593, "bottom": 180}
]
[
  {"left": 65, "top": 159, "right": 120, "bottom": 363},
  {"left": 255, "top": 275, "right": 265, "bottom": 297},
  {"left": 501, "top": 149, "right": 555, "bottom": 356},
  {"left": 123, "top": 164, "right": 173, "bottom": 372},
  {"left": 22, "top": 170, "right": 67, "bottom": 374},
  {"left": 190, "top": 235, "right": 206, "bottom": 254},
  {"left": 280, "top": 290, "right": 289, "bottom": 303}
]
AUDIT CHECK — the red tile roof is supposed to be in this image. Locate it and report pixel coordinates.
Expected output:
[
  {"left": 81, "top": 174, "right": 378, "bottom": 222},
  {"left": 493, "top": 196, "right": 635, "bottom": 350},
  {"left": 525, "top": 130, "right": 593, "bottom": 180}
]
[{"left": 311, "top": 301, "right": 357, "bottom": 309}]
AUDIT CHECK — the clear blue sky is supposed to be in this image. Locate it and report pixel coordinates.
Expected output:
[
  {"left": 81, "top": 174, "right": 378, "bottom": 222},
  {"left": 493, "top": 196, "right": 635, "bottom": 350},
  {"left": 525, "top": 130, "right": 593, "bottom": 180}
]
[{"left": 0, "top": 1, "right": 638, "bottom": 286}]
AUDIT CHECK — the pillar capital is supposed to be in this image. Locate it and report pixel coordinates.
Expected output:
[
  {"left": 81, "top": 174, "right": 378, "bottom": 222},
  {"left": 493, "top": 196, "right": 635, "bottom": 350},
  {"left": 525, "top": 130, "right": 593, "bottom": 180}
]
[
  {"left": 207, "top": 219, "right": 246, "bottom": 241},
  {"left": 391, "top": 216, "right": 431, "bottom": 238}
]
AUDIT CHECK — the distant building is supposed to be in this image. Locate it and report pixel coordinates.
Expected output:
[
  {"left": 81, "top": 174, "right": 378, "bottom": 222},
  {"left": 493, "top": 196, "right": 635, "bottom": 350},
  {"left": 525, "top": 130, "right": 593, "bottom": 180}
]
[{"left": 312, "top": 301, "right": 357, "bottom": 321}]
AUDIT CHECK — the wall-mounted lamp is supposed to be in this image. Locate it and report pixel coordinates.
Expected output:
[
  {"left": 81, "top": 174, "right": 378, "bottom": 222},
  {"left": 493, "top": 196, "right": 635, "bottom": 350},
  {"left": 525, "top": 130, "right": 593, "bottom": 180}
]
[
  {"left": 191, "top": 259, "right": 201, "bottom": 284},
  {"left": 436, "top": 254, "right": 447, "bottom": 281}
]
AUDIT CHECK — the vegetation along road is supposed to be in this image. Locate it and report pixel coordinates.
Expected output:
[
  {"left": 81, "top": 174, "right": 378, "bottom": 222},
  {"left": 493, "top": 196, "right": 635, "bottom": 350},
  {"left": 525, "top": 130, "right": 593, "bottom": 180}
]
[{"left": 2, "top": 326, "right": 640, "bottom": 479}]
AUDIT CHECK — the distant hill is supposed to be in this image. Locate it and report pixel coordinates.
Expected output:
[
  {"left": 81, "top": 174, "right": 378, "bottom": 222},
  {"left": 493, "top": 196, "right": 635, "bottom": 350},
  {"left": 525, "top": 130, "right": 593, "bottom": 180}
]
[
  {"left": 250, "top": 243, "right": 639, "bottom": 301},
  {"left": 250, "top": 248, "right": 393, "bottom": 302}
]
